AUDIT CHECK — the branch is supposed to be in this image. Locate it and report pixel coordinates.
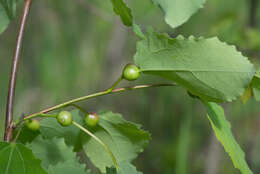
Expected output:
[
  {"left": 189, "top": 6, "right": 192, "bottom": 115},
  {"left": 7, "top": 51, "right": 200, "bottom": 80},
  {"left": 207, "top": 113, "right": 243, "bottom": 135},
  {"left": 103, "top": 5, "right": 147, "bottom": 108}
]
[
  {"left": 4, "top": 0, "right": 33, "bottom": 142},
  {"left": 21, "top": 83, "right": 176, "bottom": 122}
]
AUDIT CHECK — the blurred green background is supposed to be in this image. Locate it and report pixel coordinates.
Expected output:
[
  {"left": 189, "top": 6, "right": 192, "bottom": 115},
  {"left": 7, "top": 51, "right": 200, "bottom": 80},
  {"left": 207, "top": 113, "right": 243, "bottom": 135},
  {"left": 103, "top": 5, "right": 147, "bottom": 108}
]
[{"left": 1, "top": 0, "right": 260, "bottom": 173}]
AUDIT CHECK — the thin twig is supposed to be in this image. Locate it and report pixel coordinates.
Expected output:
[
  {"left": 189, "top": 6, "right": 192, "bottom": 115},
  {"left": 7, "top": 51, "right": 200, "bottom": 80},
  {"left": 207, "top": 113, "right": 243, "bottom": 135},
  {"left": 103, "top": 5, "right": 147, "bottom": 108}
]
[
  {"left": 4, "top": 0, "right": 33, "bottom": 142},
  {"left": 21, "top": 83, "right": 176, "bottom": 122}
]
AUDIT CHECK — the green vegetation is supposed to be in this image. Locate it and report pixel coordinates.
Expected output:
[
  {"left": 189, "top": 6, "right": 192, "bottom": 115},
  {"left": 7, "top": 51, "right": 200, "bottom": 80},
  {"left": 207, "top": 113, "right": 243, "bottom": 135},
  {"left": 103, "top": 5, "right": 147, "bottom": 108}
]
[{"left": 1, "top": 0, "right": 260, "bottom": 174}]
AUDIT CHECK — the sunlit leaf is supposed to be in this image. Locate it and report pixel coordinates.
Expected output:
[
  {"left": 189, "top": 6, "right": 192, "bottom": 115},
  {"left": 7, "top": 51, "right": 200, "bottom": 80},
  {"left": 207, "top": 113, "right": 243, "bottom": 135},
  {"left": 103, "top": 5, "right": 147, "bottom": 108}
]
[
  {"left": 152, "top": 0, "right": 206, "bottom": 28},
  {"left": 134, "top": 28, "right": 255, "bottom": 102},
  {"left": 0, "top": 142, "right": 47, "bottom": 174},
  {"left": 109, "top": 0, "right": 133, "bottom": 26},
  {"left": 82, "top": 111, "right": 150, "bottom": 173},
  {"left": 203, "top": 102, "right": 253, "bottom": 174}
]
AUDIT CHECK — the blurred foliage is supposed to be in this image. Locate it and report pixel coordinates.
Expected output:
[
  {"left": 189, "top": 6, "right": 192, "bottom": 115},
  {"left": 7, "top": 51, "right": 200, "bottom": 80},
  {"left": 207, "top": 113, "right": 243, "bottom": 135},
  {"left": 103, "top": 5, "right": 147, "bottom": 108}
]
[{"left": 0, "top": 0, "right": 260, "bottom": 173}]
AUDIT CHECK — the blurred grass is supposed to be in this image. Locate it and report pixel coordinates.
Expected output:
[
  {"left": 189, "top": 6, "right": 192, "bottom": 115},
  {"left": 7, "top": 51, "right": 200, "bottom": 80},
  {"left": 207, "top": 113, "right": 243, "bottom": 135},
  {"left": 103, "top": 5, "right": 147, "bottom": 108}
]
[{"left": 1, "top": 0, "right": 260, "bottom": 173}]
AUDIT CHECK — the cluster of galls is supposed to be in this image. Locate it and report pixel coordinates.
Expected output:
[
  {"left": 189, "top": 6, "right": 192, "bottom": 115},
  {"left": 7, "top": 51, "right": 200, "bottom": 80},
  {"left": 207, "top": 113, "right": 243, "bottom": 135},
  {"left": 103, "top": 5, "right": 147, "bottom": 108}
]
[
  {"left": 26, "top": 63, "right": 141, "bottom": 131},
  {"left": 26, "top": 111, "right": 99, "bottom": 131}
]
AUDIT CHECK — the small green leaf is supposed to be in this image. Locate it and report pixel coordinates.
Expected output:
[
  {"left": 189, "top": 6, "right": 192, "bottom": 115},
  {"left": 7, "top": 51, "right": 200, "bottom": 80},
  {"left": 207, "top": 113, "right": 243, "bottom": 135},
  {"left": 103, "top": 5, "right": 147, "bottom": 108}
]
[
  {"left": 0, "top": 4, "right": 9, "bottom": 33},
  {"left": 48, "top": 160, "right": 90, "bottom": 174},
  {"left": 133, "top": 23, "right": 145, "bottom": 39},
  {"left": 27, "top": 136, "right": 77, "bottom": 169},
  {"left": 134, "top": 28, "right": 255, "bottom": 102},
  {"left": 0, "top": 0, "right": 17, "bottom": 18},
  {"left": 0, "top": 142, "right": 48, "bottom": 174},
  {"left": 152, "top": 0, "right": 206, "bottom": 28},
  {"left": 203, "top": 102, "right": 253, "bottom": 174},
  {"left": 109, "top": 0, "right": 133, "bottom": 26},
  {"left": 0, "top": 0, "right": 17, "bottom": 34},
  {"left": 82, "top": 111, "right": 150, "bottom": 173}
]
